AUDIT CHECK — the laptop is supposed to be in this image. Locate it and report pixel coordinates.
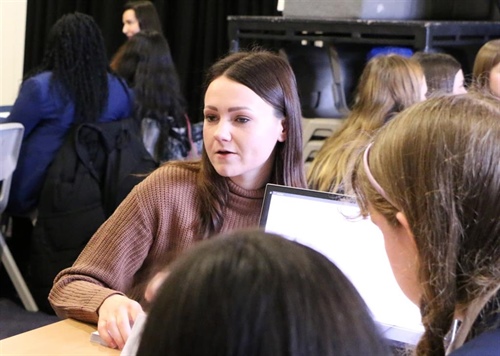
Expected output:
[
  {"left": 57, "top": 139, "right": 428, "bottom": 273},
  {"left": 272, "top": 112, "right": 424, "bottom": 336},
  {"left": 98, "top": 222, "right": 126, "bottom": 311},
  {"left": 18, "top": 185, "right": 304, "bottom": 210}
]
[{"left": 259, "top": 184, "right": 424, "bottom": 346}]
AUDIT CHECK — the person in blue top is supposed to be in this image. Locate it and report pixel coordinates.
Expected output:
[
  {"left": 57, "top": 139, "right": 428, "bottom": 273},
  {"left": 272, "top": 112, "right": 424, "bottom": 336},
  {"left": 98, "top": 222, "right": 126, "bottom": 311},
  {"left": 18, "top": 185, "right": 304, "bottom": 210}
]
[{"left": 6, "top": 12, "right": 133, "bottom": 216}]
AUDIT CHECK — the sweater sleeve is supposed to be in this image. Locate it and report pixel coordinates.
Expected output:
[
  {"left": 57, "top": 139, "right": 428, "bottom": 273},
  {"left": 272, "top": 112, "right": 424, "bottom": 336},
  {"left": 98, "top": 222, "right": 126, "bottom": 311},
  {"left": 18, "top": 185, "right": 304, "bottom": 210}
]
[
  {"left": 48, "top": 182, "right": 156, "bottom": 323},
  {"left": 7, "top": 77, "right": 46, "bottom": 137}
]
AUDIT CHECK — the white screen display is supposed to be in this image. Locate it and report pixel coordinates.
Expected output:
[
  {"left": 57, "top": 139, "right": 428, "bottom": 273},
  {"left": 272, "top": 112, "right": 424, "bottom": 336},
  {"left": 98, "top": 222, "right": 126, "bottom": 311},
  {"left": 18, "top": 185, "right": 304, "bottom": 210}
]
[{"left": 262, "top": 189, "right": 424, "bottom": 341}]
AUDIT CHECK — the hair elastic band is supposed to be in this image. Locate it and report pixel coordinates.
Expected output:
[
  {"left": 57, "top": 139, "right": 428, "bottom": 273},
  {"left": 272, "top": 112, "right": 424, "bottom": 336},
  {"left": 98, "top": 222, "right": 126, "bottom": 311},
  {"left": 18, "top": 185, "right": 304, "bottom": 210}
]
[{"left": 363, "top": 142, "right": 398, "bottom": 207}]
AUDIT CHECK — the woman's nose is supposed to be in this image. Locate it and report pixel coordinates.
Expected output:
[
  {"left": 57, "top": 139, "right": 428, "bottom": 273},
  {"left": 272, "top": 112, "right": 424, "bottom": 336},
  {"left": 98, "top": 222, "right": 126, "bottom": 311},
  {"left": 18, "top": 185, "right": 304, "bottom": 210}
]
[{"left": 213, "top": 121, "right": 231, "bottom": 142}]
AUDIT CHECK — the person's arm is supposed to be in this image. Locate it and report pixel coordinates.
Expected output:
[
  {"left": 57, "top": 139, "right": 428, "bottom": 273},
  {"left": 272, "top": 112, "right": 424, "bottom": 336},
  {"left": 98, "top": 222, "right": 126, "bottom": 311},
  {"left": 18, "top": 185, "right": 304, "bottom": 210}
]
[
  {"left": 49, "top": 184, "right": 155, "bottom": 348},
  {"left": 6, "top": 76, "right": 48, "bottom": 137}
]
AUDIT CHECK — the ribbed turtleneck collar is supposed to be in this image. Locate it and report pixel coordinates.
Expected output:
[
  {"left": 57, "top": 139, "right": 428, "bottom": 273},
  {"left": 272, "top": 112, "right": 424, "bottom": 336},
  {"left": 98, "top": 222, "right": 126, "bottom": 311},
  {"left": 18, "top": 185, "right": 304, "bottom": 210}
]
[{"left": 227, "top": 179, "right": 265, "bottom": 200}]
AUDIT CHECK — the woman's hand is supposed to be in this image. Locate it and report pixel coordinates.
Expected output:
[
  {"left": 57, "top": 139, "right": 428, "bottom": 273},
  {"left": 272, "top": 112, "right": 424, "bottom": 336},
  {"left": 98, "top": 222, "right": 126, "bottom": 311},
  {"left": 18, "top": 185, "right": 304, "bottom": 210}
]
[{"left": 97, "top": 294, "right": 143, "bottom": 350}]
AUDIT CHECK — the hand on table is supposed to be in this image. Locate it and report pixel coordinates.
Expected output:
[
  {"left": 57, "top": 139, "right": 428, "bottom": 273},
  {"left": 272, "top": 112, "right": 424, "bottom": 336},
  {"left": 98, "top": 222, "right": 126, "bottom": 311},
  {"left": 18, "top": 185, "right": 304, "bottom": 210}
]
[{"left": 97, "top": 294, "right": 143, "bottom": 350}]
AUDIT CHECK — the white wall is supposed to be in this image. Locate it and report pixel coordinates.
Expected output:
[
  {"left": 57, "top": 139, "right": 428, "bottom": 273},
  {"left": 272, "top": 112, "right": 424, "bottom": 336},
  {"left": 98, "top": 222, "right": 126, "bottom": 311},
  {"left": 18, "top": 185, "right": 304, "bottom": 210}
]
[{"left": 0, "top": 0, "right": 27, "bottom": 106}]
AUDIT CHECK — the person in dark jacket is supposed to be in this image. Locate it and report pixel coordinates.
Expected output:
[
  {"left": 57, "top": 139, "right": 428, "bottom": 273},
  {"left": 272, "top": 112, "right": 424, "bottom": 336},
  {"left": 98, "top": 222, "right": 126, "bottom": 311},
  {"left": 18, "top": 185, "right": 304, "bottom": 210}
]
[{"left": 6, "top": 12, "right": 133, "bottom": 216}]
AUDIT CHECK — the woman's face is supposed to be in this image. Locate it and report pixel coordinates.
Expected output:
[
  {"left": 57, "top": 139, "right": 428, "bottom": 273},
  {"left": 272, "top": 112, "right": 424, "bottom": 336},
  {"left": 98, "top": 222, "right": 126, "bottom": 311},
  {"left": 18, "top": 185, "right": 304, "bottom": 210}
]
[
  {"left": 369, "top": 207, "right": 422, "bottom": 306},
  {"left": 203, "top": 76, "right": 286, "bottom": 190},
  {"left": 453, "top": 69, "right": 467, "bottom": 95},
  {"left": 489, "top": 61, "right": 500, "bottom": 97},
  {"left": 122, "top": 9, "right": 140, "bottom": 38}
]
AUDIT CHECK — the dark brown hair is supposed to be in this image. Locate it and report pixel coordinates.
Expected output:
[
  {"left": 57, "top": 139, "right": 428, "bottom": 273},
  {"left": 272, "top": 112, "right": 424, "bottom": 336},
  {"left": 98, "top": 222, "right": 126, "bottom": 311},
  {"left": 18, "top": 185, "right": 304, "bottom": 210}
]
[
  {"left": 189, "top": 50, "right": 306, "bottom": 238},
  {"left": 124, "top": 0, "right": 163, "bottom": 34},
  {"left": 413, "top": 51, "right": 463, "bottom": 96},
  {"left": 137, "top": 229, "right": 390, "bottom": 356}
]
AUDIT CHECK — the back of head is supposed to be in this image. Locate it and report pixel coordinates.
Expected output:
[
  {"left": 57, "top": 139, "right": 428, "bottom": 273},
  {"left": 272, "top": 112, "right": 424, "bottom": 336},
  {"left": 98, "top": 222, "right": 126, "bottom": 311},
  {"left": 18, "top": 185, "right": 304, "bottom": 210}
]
[
  {"left": 39, "top": 12, "right": 109, "bottom": 123},
  {"left": 307, "top": 54, "right": 424, "bottom": 193},
  {"left": 137, "top": 229, "right": 389, "bottom": 356},
  {"left": 472, "top": 39, "right": 500, "bottom": 91},
  {"left": 124, "top": 0, "right": 163, "bottom": 34},
  {"left": 353, "top": 54, "right": 424, "bottom": 123},
  {"left": 112, "top": 30, "right": 184, "bottom": 125},
  {"left": 413, "top": 52, "right": 462, "bottom": 96},
  {"left": 353, "top": 92, "right": 500, "bottom": 354}
]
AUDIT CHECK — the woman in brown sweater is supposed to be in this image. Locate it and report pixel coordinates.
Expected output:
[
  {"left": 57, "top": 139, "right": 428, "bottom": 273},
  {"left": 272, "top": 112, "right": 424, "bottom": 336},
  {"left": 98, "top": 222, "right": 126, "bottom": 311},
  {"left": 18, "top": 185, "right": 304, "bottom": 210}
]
[{"left": 49, "top": 50, "right": 307, "bottom": 349}]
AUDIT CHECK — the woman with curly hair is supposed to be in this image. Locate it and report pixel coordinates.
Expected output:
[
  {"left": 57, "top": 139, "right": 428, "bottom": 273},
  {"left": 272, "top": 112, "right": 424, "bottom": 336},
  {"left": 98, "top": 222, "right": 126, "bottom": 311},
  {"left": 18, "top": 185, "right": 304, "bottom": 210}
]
[
  {"left": 6, "top": 12, "right": 133, "bottom": 216},
  {"left": 111, "top": 30, "right": 191, "bottom": 162}
]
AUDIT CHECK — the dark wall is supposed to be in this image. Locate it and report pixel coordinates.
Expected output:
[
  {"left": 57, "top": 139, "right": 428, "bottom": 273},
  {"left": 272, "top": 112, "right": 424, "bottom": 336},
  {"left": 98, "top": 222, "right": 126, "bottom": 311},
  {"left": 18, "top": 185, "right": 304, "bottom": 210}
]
[{"left": 24, "top": 0, "right": 279, "bottom": 122}]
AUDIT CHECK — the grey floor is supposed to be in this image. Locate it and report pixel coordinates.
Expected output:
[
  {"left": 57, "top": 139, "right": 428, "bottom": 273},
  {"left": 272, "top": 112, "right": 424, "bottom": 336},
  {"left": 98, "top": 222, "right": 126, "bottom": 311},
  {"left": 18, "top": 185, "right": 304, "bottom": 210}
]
[{"left": 0, "top": 278, "right": 60, "bottom": 340}]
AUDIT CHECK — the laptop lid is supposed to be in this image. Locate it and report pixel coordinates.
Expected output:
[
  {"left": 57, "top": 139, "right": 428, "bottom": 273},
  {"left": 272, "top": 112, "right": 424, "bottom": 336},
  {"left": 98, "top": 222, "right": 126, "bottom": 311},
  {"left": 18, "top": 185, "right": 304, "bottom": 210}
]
[{"left": 259, "top": 183, "right": 424, "bottom": 346}]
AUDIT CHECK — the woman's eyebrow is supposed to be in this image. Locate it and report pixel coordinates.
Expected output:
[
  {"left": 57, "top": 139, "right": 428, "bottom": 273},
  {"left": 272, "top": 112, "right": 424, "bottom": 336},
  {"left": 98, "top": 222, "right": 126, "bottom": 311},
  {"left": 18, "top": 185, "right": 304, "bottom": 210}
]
[{"left": 228, "top": 106, "right": 251, "bottom": 112}]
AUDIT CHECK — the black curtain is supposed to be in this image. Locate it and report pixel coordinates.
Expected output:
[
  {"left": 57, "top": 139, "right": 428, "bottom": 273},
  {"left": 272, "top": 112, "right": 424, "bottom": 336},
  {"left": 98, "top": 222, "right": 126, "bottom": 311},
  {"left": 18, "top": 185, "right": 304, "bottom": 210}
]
[{"left": 24, "top": 0, "right": 279, "bottom": 122}]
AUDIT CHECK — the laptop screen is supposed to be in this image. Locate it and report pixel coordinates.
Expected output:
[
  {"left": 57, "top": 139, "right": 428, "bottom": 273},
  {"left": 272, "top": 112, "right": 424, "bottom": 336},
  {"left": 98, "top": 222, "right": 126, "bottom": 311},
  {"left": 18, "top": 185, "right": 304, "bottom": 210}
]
[{"left": 259, "top": 184, "right": 423, "bottom": 345}]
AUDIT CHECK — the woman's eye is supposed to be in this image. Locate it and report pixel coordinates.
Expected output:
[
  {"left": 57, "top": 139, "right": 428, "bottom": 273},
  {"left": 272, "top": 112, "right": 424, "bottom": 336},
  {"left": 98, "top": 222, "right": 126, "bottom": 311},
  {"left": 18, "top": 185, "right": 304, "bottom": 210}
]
[
  {"left": 235, "top": 116, "right": 250, "bottom": 123},
  {"left": 204, "top": 114, "right": 218, "bottom": 122}
]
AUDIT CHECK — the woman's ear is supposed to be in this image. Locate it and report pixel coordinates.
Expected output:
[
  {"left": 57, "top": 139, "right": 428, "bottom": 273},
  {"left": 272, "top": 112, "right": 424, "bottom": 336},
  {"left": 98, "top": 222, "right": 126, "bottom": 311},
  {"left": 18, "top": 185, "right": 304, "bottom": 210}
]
[
  {"left": 278, "top": 118, "right": 287, "bottom": 142},
  {"left": 395, "top": 212, "right": 416, "bottom": 246}
]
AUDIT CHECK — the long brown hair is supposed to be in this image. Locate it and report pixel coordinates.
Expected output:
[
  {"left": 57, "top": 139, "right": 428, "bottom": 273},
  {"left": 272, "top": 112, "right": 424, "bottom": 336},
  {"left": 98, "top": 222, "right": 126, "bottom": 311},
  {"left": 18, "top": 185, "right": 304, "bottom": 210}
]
[
  {"left": 353, "top": 92, "right": 500, "bottom": 355},
  {"left": 177, "top": 50, "right": 306, "bottom": 238},
  {"left": 307, "top": 54, "right": 424, "bottom": 193}
]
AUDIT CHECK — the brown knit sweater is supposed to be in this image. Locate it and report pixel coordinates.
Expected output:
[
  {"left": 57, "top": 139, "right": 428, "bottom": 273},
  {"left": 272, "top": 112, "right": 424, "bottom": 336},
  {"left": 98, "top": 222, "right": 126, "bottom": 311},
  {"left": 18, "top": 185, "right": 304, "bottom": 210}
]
[{"left": 48, "top": 162, "right": 264, "bottom": 323}]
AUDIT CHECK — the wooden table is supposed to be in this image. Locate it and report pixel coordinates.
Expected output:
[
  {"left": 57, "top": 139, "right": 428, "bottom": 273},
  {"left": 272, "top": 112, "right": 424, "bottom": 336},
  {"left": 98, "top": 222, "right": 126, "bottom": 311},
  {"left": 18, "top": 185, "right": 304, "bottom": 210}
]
[{"left": 0, "top": 319, "right": 120, "bottom": 355}]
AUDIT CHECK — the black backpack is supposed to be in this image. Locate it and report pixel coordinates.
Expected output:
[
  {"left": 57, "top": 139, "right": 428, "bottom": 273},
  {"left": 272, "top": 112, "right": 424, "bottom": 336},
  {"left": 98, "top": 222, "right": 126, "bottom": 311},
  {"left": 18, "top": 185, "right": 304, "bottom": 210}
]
[{"left": 29, "top": 117, "right": 158, "bottom": 312}]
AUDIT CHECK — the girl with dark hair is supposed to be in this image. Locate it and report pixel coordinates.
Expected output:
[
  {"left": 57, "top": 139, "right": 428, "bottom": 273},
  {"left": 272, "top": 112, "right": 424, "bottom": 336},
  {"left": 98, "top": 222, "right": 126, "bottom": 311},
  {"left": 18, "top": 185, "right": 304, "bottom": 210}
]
[
  {"left": 111, "top": 30, "right": 191, "bottom": 162},
  {"left": 49, "top": 50, "right": 307, "bottom": 350},
  {"left": 353, "top": 92, "right": 500, "bottom": 355},
  {"left": 131, "top": 229, "right": 390, "bottom": 356},
  {"left": 122, "top": 0, "right": 163, "bottom": 38},
  {"left": 6, "top": 12, "right": 133, "bottom": 216},
  {"left": 412, "top": 52, "right": 467, "bottom": 97}
]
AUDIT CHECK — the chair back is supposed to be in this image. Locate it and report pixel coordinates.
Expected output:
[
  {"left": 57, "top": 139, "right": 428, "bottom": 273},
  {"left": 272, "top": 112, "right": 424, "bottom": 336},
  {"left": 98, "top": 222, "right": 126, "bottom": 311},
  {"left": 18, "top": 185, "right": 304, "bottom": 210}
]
[
  {"left": 0, "top": 105, "right": 12, "bottom": 122},
  {"left": 0, "top": 123, "right": 24, "bottom": 213}
]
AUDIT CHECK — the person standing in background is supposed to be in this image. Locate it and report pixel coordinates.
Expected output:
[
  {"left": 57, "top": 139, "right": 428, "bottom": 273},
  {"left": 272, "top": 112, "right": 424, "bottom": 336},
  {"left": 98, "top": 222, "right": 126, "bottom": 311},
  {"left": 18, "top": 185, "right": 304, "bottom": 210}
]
[
  {"left": 111, "top": 30, "right": 194, "bottom": 162},
  {"left": 121, "top": 0, "right": 163, "bottom": 39},
  {"left": 6, "top": 12, "right": 133, "bottom": 217}
]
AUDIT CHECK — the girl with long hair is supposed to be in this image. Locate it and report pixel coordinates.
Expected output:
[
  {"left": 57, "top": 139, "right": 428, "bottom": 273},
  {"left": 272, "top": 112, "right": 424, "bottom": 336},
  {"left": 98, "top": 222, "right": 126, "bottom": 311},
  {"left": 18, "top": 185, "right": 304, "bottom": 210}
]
[
  {"left": 49, "top": 50, "right": 307, "bottom": 350},
  {"left": 307, "top": 54, "right": 426, "bottom": 193},
  {"left": 6, "top": 12, "right": 133, "bottom": 216},
  {"left": 353, "top": 93, "right": 500, "bottom": 355}
]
